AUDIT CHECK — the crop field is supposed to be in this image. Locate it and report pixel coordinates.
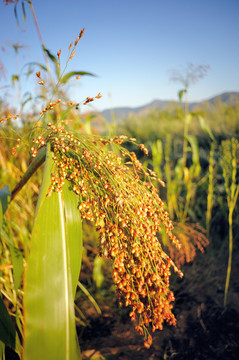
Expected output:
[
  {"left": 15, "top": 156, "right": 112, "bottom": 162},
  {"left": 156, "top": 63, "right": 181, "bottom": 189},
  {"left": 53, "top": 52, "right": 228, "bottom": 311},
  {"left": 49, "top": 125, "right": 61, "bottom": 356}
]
[{"left": 1, "top": 2, "right": 239, "bottom": 360}]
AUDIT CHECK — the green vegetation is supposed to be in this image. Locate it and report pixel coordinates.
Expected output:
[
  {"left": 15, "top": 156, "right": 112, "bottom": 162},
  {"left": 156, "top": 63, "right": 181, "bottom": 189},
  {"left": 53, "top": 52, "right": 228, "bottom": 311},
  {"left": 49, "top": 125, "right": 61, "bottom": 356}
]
[{"left": 118, "top": 96, "right": 239, "bottom": 291}]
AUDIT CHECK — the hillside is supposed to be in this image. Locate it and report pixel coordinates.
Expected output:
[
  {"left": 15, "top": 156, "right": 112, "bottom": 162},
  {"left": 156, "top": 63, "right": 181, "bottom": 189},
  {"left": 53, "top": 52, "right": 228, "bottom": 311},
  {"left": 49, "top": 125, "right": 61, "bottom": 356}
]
[{"left": 99, "top": 92, "right": 239, "bottom": 122}]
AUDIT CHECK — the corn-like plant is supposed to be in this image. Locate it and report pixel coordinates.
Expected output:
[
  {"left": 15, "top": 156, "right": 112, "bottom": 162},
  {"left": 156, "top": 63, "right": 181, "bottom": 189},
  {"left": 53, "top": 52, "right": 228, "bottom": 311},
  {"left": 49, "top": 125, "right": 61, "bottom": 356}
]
[
  {"left": 219, "top": 138, "right": 239, "bottom": 307},
  {"left": 206, "top": 141, "right": 216, "bottom": 238},
  {"left": 151, "top": 139, "right": 163, "bottom": 179},
  {"left": 149, "top": 87, "right": 215, "bottom": 267},
  {"left": 164, "top": 133, "right": 201, "bottom": 222},
  {"left": 142, "top": 132, "right": 210, "bottom": 269},
  {"left": 170, "top": 63, "right": 210, "bottom": 169}
]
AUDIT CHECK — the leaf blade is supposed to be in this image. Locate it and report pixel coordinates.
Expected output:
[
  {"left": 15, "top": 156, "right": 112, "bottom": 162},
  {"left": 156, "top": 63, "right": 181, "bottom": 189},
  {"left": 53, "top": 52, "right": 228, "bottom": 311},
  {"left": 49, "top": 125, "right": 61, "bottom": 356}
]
[
  {"left": 24, "top": 144, "right": 81, "bottom": 360},
  {"left": 60, "top": 71, "right": 95, "bottom": 84},
  {"left": 0, "top": 186, "right": 11, "bottom": 216},
  {"left": 9, "top": 245, "right": 23, "bottom": 292},
  {"left": 198, "top": 115, "right": 215, "bottom": 141},
  {"left": 0, "top": 296, "right": 16, "bottom": 349},
  {"left": 62, "top": 181, "right": 82, "bottom": 296}
]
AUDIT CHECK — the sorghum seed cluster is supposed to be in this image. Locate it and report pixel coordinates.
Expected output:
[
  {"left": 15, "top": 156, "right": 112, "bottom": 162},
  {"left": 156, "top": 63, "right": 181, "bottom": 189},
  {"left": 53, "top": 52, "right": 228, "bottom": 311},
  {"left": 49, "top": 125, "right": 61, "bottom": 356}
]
[{"left": 32, "top": 125, "right": 183, "bottom": 348}]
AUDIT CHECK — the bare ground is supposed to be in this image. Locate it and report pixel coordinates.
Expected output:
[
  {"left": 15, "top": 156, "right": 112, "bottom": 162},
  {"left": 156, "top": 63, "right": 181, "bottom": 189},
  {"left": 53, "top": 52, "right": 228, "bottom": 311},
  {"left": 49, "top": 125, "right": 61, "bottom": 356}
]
[{"left": 77, "top": 243, "right": 239, "bottom": 360}]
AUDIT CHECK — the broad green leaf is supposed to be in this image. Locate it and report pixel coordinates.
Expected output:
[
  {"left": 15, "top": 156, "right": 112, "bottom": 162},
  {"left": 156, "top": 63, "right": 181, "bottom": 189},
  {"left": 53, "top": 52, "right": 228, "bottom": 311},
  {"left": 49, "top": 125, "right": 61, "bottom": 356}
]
[
  {"left": 9, "top": 245, "right": 23, "bottom": 292},
  {"left": 62, "top": 181, "right": 82, "bottom": 296},
  {"left": 198, "top": 115, "right": 215, "bottom": 141},
  {"left": 0, "top": 296, "right": 16, "bottom": 350},
  {"left": 24, "top": 144, "right": 81, "bottom": 360},
  {"left": 60, "top": 71, "right": 95, "bottom": 84}
]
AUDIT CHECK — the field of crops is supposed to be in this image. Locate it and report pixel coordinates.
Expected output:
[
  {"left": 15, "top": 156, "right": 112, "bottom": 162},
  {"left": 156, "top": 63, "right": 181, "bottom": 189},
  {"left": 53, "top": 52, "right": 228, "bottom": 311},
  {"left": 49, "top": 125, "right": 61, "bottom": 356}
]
[{"left": 1, "top": 2, "right": 239, "bottom": 360}]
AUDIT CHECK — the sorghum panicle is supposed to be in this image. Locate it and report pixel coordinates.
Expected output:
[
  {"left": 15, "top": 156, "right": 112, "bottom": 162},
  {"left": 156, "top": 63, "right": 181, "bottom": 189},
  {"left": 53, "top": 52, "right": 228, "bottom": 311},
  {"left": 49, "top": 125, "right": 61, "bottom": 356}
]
[{"left": 31, "top": 124, "right": 183, "bottom": 347}]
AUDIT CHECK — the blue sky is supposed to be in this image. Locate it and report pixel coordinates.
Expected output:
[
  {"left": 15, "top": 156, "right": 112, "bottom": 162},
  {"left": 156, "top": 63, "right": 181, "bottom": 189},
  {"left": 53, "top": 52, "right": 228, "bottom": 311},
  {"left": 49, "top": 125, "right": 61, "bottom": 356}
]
[{"left": 0, "top": 0, "right": 239, "bottom": 112}]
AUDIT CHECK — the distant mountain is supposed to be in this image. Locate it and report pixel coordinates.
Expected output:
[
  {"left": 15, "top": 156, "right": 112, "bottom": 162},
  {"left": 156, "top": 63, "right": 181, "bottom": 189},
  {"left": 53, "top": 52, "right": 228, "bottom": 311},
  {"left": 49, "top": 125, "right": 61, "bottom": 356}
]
[
  {"left": 189, "top": 92, "right": 239, "bottom": 109},
  {"left": 206, "top": 92, "right": 239, "bottom": 105},
  {"left": 100, "top": 100, "right": 172, "bottom": 122},
  {"left": 99, "top": 92, "right": 239, "bottom": 122}
]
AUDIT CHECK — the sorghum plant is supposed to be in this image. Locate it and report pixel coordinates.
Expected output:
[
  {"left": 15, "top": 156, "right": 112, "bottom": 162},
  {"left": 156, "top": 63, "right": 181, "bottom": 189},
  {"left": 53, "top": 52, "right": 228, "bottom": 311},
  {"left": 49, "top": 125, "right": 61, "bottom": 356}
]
[
  {"left": 0, "top": 26, "right": 183, "bottom": 359},
  {"left": 0, "top": 122, "right": 184, "bottom": 357},
  {"left": 206, "top": 141, "right": 216, "bottom": 238},
  {"left": 219, "top": 138, "right": 239, "bottom": 307},
  {"left": 30, "top": 124, "right": 183, "bottom": 348}
]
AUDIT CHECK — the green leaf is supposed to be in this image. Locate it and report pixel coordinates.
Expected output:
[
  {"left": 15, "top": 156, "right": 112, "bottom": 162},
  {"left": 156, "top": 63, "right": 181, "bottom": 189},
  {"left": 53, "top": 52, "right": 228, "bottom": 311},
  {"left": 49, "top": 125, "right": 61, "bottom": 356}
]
[
  {"left": 24, "top": 144, "right": 81, "bottom": 360},
  {"left": 178, "top": 89, "right": 187, "bottom": 102},
  {"left": 152, "top": 140, "right": 163, "bottom": 165},
  {"left": 77, "top": 282, "right": 101, "bottom": 315},
  {"left": 0, "top": 203, "right": 2, "bottom": 231},
  {"left": 93, "top": 255, "right": 105, "bottom": 289},
  {"left": 186, "top": 135, "right": 201, "bottom": 177},
  {"left": 187, "top": 135, "right": 199, "bottom": 165},
  {"left": 42, "top": 46, "right": 58, "bottom": 65},
  {"left": 9, "top": 245, "right": 23, "bottom": 292},
  {"left": 198, "top": 115, "right": 215, "bottom": 141},
  {"left": 24, "top": 62, "right": 48, "bottom": 73},
  {"left": 0, "top": 296, "right": 16, "bottom": 350},
  {"left": 21, "top": 96, "right": 32, "bottom": 109},
  {"left": 0, "top": 184, "right": 9, "bottom": 230},
  {"left": 22, "top": 1, "right": 26, "bottom": 23},
  {"left": 0, "top": 186, "right": 10, "bottom": 216},
  {"left": 11, "top": 146, "right": 46, "bottom": 201},
  {"left": 185, "top": 113, "right": 192, "bottom": 125},
  {"left": 152, "top": 139, "right": 163, "bottom": 178},
  {"left": 175, "top": 158, "right": 184, "bottom": 181},
  {"left": 14, "top": 3, "right": 19, "bottom": 27},
  {"left": 62, "top": 181, "right": 82, "bottom": 296},
  {"left": 60, "top": 71, "right": 95, "bottom": 84},
  {"left": 12, "top": 75, "right": 19, "bottom": 86},
  {"left": 0, "top": 341, "right": 4, "bottom": 358},
  {"left": 42, "top": 46, "right": 60, "bottom": 78}
]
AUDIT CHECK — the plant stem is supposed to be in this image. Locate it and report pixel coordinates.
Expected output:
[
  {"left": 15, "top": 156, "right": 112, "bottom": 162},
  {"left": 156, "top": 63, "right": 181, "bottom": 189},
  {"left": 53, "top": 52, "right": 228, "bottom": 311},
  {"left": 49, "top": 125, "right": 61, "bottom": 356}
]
[
  {"left": 27, "top": 0, "right": 51, "bottom": 74},
  {"left": 11, "top": 146, "right": 46, "bottom": 201},
  {"left": 224, "top": 208, "right": 233, "bottom": 307},
  {"left": 206, "top": 142, "right": 215, "bottom": 238},
  {"left": 182, "top": 91, "right": 189, "bottom": 168}
]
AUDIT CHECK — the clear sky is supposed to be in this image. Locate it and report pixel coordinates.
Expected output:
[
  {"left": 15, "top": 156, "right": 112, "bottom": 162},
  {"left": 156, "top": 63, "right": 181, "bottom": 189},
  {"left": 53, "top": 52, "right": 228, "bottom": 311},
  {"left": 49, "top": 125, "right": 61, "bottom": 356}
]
[{"left": 0, "top": 0, "right": 239, "bottom": 112}]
